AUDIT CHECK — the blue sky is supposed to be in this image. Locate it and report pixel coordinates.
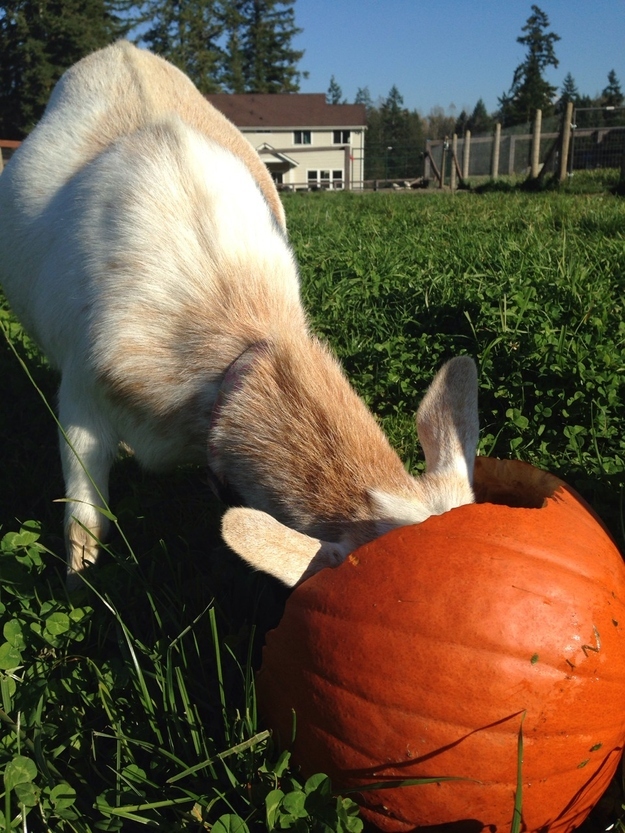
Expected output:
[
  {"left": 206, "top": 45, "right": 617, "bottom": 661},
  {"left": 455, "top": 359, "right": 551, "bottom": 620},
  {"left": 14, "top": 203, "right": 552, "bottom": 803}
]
[{"left": 292, "top": 1, "right": 625, "bottom": 116}]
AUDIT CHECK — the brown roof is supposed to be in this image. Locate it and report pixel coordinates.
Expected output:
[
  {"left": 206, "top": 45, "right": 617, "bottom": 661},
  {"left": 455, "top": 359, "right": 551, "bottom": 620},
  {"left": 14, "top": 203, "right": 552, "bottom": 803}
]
[{"left": 205, "top": 93, "right": 366, "bottom": 129}]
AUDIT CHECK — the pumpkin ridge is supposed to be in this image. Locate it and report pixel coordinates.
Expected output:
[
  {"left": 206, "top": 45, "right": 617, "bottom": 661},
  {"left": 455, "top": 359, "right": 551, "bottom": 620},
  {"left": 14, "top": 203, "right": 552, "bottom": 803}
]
[
  {"left": 295, "top": 618, "right": 600, "bottom": 677},
  {"left": 295, "top": 710, "right": 614, "bottom": 785},
  {"left": 296, "top": 720, "right": 409, "bottom": 771},
  {"left": 297, "top": 717, "right": 495, "bottom": 784},
  {"left": 294, "top": 594, "right": 622, "bottom": 676},
  {"left": 304, "top": 721, "right": 625, "bottom": 795},
  {"left": 294, "top": 674, "right": 625, "bottom": 748}
]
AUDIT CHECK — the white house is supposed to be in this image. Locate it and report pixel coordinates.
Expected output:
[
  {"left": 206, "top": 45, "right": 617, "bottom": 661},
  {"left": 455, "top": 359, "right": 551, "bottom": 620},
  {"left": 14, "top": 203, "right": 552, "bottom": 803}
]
[{"left": 206, "top": 93, "right": 367, "bottom": 190}]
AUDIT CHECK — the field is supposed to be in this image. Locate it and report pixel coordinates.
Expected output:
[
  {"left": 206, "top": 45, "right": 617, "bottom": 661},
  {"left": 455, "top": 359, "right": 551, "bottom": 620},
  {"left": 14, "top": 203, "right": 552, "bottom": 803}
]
[{"left": 1, "top": 174, "right": 625, "bottom": 831}]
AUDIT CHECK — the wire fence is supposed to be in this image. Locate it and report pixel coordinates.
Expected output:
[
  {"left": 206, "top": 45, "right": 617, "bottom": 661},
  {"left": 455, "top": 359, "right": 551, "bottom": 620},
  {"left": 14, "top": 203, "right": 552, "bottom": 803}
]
[
  {"left": 425, "top": 108, "right": 625, "bottom": 184},
  {"left": 570, "top": 107, "right": 625, "bottom": 170}
]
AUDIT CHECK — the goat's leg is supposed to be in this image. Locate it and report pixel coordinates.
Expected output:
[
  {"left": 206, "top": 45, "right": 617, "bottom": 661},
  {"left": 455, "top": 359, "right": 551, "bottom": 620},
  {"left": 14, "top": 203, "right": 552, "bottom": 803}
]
[{"left": 58, "top": 377, "right": 117, "bottom": 582}]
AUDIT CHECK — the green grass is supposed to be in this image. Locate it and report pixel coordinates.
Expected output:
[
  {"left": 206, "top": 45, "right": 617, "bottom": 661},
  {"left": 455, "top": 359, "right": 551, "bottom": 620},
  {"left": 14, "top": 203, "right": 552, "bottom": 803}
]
[
  {"left": 286, "top": 186, "right": 625, "bottom": 543},
  {"left": 1, "top": 175, "right": 625, "bottom": 830}
]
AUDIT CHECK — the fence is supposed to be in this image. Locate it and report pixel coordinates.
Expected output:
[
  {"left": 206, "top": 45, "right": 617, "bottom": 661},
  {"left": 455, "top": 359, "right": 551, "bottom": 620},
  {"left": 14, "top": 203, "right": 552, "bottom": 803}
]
[
  {"left": 570, "top": 106, "right": 625, "bottom": 171},
  {"left": 4, "top": 118, "right": 625, "bottom": 189},
  {"left": 424, "top": 104, "right": 625, "bottom": 187}
]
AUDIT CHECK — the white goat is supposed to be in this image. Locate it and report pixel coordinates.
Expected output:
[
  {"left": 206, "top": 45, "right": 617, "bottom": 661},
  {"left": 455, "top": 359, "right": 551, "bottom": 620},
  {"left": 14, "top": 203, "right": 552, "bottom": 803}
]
[{"left": 0, "top": 42, "right": 479, "bottom": 587}]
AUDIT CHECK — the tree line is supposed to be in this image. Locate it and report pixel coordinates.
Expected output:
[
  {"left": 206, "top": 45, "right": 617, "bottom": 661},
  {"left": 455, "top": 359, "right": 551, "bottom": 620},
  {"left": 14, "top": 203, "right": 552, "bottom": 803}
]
[
  {"left": 1, "top": 0, "right": 623, "bottom": 188},
  {"left": 0, "top": 0, "right": 305, "bottom": 137},
  {"left": 343, "top": 66, "right": 623, "bottom": 183}
]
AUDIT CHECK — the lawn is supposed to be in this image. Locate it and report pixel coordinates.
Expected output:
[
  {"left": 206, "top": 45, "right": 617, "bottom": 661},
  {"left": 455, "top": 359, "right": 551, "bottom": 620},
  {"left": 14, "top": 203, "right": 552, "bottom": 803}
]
[{"left": 1, "top": 175, "right": 625, "bottom": 830}]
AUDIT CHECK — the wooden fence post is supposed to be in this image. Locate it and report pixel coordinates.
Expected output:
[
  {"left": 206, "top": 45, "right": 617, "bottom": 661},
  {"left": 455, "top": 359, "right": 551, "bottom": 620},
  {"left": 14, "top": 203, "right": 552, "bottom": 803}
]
[
  {"left": 531, "top": 108, "right": 542, "bottom": 179},
  {"left": 462, "top": 130, "right": 471, "bottom": 179},
  {"left": 508, "top": 136, "right": 516, "bottom": 175},
  {"left": 558, "top": 101, "right": 574, "bottom": 182},
  {"left": 450, "top": 134, "right": 458, "bottom": 191},
  {"left": 424, "top": 140, "right": 432, "bottom": 181},
  {"left": 440, "top": 137, "right": 448, "bottom": 188},
  {"left": 491, "top": 123, "right": 501, "bottom": 179},
  {"left": 425, "top": 150, "right": 442, "bottom": 187}
]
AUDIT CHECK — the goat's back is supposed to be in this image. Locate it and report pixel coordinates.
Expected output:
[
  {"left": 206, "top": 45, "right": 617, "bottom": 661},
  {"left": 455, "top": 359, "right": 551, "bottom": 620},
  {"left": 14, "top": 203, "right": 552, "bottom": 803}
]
[
  {"left": 3, "top": 41, "right": 285, "bottom": 227},
  {"left": 0, "top": 42, "right": 304, "bottom": 469}
]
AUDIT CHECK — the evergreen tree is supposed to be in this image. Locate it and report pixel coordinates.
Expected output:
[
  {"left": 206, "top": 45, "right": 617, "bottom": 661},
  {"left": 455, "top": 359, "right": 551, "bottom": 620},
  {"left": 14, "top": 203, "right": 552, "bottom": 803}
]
[
  {"left": 467, "top": 98, "right": 494, "bottom": 134},
  {"left": 499, "top": 5, "right": 560, "bottom": 126},
  {"left": 454, "top": 109, "right": 469, "bottom": 137},
  {"left": 556, "top": 72, "right": 579, "bottom": 115},
  {"left": 142, "top": 0, "right": 223, "bottom": 93},
  {"left": 221, "top": 0, "right": 246, "bottom": 92},
  {"left": 360, "top": 86, "right": 425, "bottom": 181},
  {"left": 354, "top": 86, "right": 373, "bottom": 109},
  {"left": 0, "top": 0, "right": 124, "bottom": 137},
  {"left": 379, "top": 86, "right": 412, "bottom": 179},
  {"left": 363, "top": 103, "right": 382, "bottom": 179},
  {"left": 560, "top": 72, "right": 579, "bottom": 103},
  {"left": 601, "top": 69, "right": 623, "bottom": 126},
  {"left": 239, "top": 0, "right": 305, "bottom": 93},
  {"left": 406, "top": 109, "right": 426, "bottom": 178},
  {"left": 601, "top": 69, "right": 623, "bottom": 108},
  {"left": 326, "top": 74, "right": 343, "bottom": 104}
]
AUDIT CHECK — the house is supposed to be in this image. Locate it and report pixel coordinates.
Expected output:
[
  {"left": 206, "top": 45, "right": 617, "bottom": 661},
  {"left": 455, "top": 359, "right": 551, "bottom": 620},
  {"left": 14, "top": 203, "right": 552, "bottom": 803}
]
[{"left": 205, "top": 93, "right": 367, "bottom": 190}]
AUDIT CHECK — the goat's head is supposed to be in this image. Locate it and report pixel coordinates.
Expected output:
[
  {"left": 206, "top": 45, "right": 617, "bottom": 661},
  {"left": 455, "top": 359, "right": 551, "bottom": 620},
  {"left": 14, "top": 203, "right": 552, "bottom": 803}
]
[{"left": 222, "top": 355, "right": 479, "bottom": 586}]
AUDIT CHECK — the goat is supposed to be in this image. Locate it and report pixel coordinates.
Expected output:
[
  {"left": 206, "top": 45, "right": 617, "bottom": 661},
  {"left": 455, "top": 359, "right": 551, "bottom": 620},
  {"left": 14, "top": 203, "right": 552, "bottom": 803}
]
[{"left": 0, "top": 42, "right": 479, "bottom": 587}]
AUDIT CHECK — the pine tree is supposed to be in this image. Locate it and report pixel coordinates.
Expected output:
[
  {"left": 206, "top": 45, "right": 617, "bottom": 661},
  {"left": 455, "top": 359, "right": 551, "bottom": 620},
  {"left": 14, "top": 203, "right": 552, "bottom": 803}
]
[
  {"left": 380, "top": 86, "right": 410, "bottom": 179},
  {"left": 454, "top": 109, "right": 469, "bottom": 137},
  {"left": 326, "top": 74, "right": 343, "bottom": 105},
  {"left": 601, "top": 69, "right": 623, "bottom": 108},
  {"left": 555, "top": 72, "right": 579, "bottom": 116},
  {"left": 0, "top": 0, "right": 124, "bottom": 137},
  {"left": 499, "top": 5, "right": 560, "bottom": 126},
  {"left": 221, "top": 0, "right": 245, "bottom": 92},
  {"left": 467, "top": 98, "right": 494, "bottom": 135},
  {"left": 354, "top": 86, "right": 373, "bottom": 109},
  {"left": 363, "top": 103, "right": 382, "bottom": 179},
  {"left": 142, "top": 0, "right": 223, "bottom": 94},
  {"left": 560, "top": 72, "right": 579, "bottom": 103},
  {"left": 360, "top": 87, "right": 424, "bottom": 181},
  {"left": 601, "top": 69, "right": 623, "bottom": 126},
  {"left": 239, "top": 0, "right": 305, "bottom": 93}
]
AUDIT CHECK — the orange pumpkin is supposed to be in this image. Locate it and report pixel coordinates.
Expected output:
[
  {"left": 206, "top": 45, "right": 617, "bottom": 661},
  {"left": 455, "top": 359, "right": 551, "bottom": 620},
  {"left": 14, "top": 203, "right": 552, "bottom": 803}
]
[{"left": 256, "top": 457, "right": 625, "bottom": 833}]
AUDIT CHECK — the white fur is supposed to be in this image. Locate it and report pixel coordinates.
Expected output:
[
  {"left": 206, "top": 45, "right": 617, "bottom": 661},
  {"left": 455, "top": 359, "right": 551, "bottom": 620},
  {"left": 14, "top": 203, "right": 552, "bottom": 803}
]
[{"left": 0, "top": 43, "right": 479, "bottom": 587}]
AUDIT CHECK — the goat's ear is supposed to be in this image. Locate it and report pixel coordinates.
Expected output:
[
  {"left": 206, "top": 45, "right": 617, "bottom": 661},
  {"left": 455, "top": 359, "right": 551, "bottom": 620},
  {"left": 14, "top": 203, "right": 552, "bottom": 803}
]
[
  {"left": 221, "top": 507, "right": 345, "bottom": 587},
  {"left": 416, "top": 355, "right": 479, "bottom": 482}
]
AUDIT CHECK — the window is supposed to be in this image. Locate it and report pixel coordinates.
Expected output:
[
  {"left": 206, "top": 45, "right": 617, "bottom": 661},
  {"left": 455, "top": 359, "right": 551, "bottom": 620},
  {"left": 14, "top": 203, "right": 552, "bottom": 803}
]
[
  {"left": 307, "top": 170, "right": 343, "bottom": 189},
  {"left": 333, "top": 130, "right": 350, "bottom": 144},
  {"left": 294, "top": 130, "right": 311, "bottom": 145}
]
